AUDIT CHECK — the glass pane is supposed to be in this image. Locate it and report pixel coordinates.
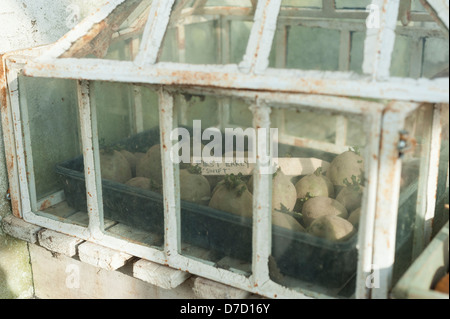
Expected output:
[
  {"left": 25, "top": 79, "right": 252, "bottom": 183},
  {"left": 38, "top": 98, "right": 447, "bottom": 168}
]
[
  {"left": 335, "top": 0, "right": 371, "bottom": 9},
  {"left": 175, "top": 93, "right": 254, "bottom": 276},
  {"left": 393, "top": 104, "right": 434, "bottom": 284},
  {"left": 206, "top": 0, "right": 253, "bottom": 6},
  {"left": 391, "top": 19, "right": 449, "bottom": 79},
  {"left": 269, "top": 0, "right": 367, "bottom": 71},
  {"left": 17, "top": 76, "right": 88, "bottom": 225},
  {"left": 158, "top": 0, "right": 254, "bottom": 64},
  {"left": 269, "top": 105, "right": 367, "bottom": 297},
  {"left": 411, "top": 0, "right": 427, "bottom": 12},
  {"left": 282, "top": 0, "right": 322, "bottom": 8},
  {"left": 91, "top": 82, "right": 163, "bottom": 248},
  {"left": 433, "top": 106, "right": 449, "bottom": 236},
  {"left": 349, "top": 31, "right": 366, "bottom": 74},
  {"left": 61, "top": 0, "right": 153, "bottom": 61}
]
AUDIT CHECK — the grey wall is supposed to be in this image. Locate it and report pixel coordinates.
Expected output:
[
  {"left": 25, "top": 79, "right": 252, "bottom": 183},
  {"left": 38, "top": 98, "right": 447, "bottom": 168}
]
[{"left": 0, "top": 0, "right": 107, "bottom": 299}]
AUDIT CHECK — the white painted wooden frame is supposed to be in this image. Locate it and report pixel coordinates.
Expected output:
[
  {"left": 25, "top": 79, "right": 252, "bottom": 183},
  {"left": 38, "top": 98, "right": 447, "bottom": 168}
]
[
  {"left": 23, "top": 0, "right": 449, "bottom": 104},
  {"left": 4, "top": 51, "right": 398, "bottom": 298}
]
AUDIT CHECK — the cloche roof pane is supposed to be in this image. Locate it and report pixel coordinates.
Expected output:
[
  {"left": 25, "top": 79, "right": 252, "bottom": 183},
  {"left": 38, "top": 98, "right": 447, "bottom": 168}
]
[
  {"left": 60, "top": 0, "right": 152, "bottom": 61},
  {"left": 157, "top": 0, "right": 255, "bottom": 65}
]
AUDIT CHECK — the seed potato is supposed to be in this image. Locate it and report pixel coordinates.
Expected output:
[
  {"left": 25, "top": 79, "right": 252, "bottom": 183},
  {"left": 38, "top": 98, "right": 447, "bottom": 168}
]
[
  {"left": 295, "top": 168, "right": 335, "bottom": 200},
  {"left": 120, "top": 149, "right": 138, "bottom": 177},
  {"left": 179, "top": 168, "right": 211, "bottom": 206},
  {"left": 302, "top": 196, "right": 348, "bottom": 227},
  {"left": 327, "top": 149, "right": 364, "bottom": 190},
  {"left": 125, "top": 177, "right": 152, "bottom": 190},
  {"left": 348, "top": 207, "right": 361, "bottom": 228},
  {"left": 272, "top": 211, "right": 306, "bottom": 233},
  {"left": 307, "top": 215, "right": 356, "bottom": 242},
  {"left": 209, "top": 175, "right": 253, "bottom": 219},
  {"left": 336, "top": 186, "right": 363, "bottom": 213},
  {"left": 136, "top": 144, "right": 163, "bottom": 185},
  {"left": 99, "top": 149, "right": 132, "bottom": 184}
]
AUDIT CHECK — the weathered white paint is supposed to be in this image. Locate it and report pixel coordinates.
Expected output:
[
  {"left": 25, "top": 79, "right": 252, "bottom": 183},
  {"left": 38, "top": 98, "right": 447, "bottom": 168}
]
[
  {"left": 250, "top": 102, "right": 272, "bottom": 287},
  {"left": 370, "top": 102, "right": 409, "bottom": 299},
  {"left": 23, "top": 59, "right": 450, "bottom": 104},
  {"left": 1, "top": 214, "right": 42, "bottom": 244},
  {"left": 78, "top": 241, "right": 134, "bottom": 271},
  {"left": 363, "top": 0, "right": 401, "bottom": 80},
  {"left": 240, "top": 0, "right": 282, "bottom": 73},
  {"left": 133, "top": 258, "right": 191, "bottom": 290},
  {"left": 38, "top": 229, "right": 84, "bottom": 257},
  {"left": 134, "top": 0, "right": 176, "bottom": 65},
  {"left": 193, "top": 276, "right": 251, "bottom": 299}
]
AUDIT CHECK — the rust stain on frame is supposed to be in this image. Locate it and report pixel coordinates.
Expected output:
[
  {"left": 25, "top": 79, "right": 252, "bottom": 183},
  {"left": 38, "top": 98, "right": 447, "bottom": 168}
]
[{"left": 0, "top": 54, "right": 22, "bottom": 218}]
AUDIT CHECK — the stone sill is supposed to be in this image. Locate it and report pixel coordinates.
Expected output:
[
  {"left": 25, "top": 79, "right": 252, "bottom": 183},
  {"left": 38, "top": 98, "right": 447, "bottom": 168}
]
[{"left": 1, "top": 214, "right": 261, "bottom": 299}]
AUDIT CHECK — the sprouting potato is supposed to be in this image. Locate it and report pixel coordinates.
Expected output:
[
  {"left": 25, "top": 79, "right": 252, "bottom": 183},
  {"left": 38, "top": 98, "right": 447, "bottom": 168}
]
[
  {"left": 179, "top": 167, "right": 211, "bottom": 206},
  {"left": 99, "top": 149, "right": 132, "bottom": 184},
  {"left": 336, "top": 186, "right": 363, "bottom": 213},
  {"left": 136, "top": 144, "right": 162, "bottom": 185},
  {"left": 247, "top": 169, "right": 297, "bottom": 212},
  {"left": 209, "top": 174, "right": 253, "bottom": 219},
  {"left": 272, "top": 211, "right": 305, "bottom": 233},
  {"left": 295, "top": 167, "right": 335, "bottom": 200},
  {"left": 272, "top": 169, "right": 297, "bottom": 212},
  {"left": 301, "top": 196, "right": 348, "bottom": 227},
  {"left": 307, "top": 215, "right": 356, "bottom": 242},
  {"left": 125, "top": 177, "right": 152, "bottom": 190},
  {"left": 327, "top": 148, "right": 364, "bottom": 191},
  {"left": 347, "top": 207, "right": 361, "bottom": 228}
]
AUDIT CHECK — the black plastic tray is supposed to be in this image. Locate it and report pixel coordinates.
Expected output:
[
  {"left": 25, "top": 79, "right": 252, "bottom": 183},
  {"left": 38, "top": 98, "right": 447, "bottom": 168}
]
[{"left": 55, "top": 129, "right": 358, "bottom": 289}]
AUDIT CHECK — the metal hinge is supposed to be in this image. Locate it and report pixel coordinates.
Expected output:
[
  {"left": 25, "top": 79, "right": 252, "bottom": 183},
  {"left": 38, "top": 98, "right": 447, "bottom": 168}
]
[{"left": 397, "top": 130, "right": 417, "bottom": 158}]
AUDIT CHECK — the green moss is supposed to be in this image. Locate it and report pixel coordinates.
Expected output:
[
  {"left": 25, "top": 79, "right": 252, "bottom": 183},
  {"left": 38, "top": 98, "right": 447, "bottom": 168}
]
[{"left": 0, "top": 233, "right": 33, "bottom": 299}]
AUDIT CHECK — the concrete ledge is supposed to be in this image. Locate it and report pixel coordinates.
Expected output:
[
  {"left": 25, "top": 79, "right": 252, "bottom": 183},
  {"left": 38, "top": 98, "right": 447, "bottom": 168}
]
[
  {"left": 133, "top": 258, "right": 191, "bottom": 290},
  {"left": 37, "top": 229, "right": 83, "bottom": 257},
  {"left": 2, "top": 215, "right": 260, "bottom": 299},
  {"left": 1, "top": 214, "right": 42, "bottom": 244},
  {"left": 29, "top": 244, "right": 199, "bottom": 299},
  {"left": 193, "top": 276, "right": 252, "bottom": 299},
  {"left": 78, "top": 241, "right": 134, "bottom": 271}
]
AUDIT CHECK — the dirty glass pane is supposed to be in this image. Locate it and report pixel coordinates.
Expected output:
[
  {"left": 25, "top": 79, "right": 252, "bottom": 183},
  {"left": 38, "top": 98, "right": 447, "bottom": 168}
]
[
  {"left": 269, "top": 0, "right": 367, "bottom": 71},
  {"left": 90, "top": 82, "right": 162, "bottom": 248},
  {"left": 283, "top": 0, "right": 322, "bottom": 8},
  {"left": 393, "top": 104, "right": 434, "bottom": 284},
  {"left": 411, "top": 0, "right": 427, "bottom": 12},
  {"left": 17, "top": 76, "right": 87, "bottom": 225},
  {"left": 61, "top": 0, "right": 153, "bottom": 61},
  {"left": 335, "top": 0, "right": 371, "bottom": 9},
  {"left": 158, "top": 0, "right": 254, "bottom": 64},
  {"left": 175, "top": 93, "right": 253, "bottom": 277},
  {"left": 349, "top": 31, "right": 366, "bottom": 74},
  {"left": 391, "top": 19, "right": 449, "bottom": 79},
  {"left": 268, "top": 105, "right": 367, "bottom": 297}
]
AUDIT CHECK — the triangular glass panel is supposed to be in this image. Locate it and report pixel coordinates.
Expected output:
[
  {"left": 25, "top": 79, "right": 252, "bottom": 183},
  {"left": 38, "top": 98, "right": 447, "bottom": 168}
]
[
  {"left": 390, "top": 0, "right": 449, "bottom": 79},
  {"left": 267, "top": 0, "right": 448, "bottom": 78},
  {"left": 60, "top": 0, "right": 153, "bottom": 61},
  {"left": 268, "top": 0, "right": 370, "bottom": 72},
  {"left": 157, "top": 0, "right": 256, "bottom": 65}
]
